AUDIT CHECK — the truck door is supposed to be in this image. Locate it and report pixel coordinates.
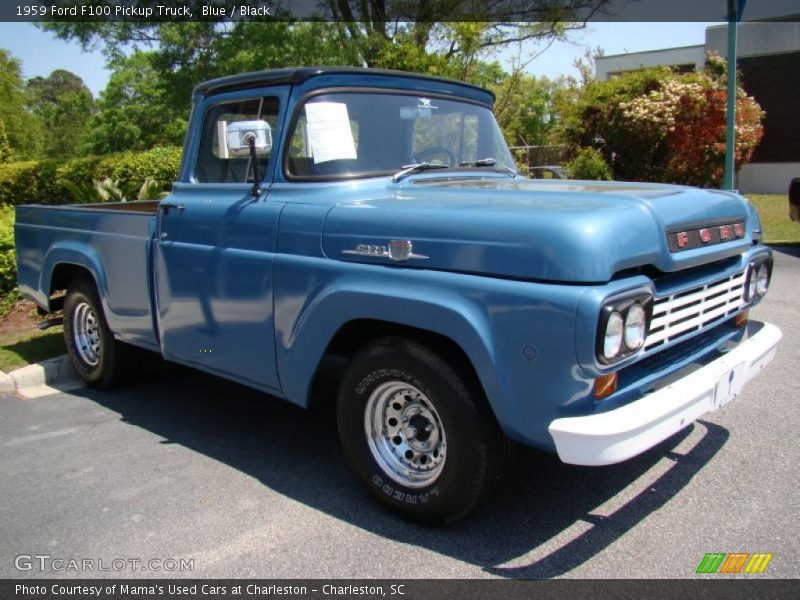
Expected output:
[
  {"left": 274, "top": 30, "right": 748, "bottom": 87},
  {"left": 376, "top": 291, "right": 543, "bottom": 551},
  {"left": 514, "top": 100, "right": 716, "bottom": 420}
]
[{"left": 153, "top": 88, "right": 289, "bottom": 394}]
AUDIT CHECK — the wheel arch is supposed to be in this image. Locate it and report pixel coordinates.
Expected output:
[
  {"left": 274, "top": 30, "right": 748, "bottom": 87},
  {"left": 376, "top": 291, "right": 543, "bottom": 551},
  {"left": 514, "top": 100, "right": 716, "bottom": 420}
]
[
  {"left": 41, "top": 243, "right": 108, "bottom": 313},
  {"left": 322, "top": 318, "right": 486, "bottom": 400},
  {"left": 275, "top": 285, "right": 508, "bottom": 421}
]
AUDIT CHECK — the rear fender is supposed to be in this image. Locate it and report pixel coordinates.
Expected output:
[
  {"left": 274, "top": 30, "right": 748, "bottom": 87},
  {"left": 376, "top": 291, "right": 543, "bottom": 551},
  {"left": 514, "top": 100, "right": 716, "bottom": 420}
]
[{"left": 41, "top": 241, "right": 108, "bottom": 313}]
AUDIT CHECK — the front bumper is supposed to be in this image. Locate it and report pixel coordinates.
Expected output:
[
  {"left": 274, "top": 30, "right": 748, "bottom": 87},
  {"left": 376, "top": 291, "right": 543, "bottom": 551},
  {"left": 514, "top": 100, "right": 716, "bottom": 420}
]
[{"left": 548, "top": 321, "right": 782, "bottom": 466}]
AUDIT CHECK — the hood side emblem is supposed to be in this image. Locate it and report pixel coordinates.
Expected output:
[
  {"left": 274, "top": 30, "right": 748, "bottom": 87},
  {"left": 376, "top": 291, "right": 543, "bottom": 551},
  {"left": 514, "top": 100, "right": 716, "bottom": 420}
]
[{"left": 343, "top": 240, "right": 429, "bottom": 261}]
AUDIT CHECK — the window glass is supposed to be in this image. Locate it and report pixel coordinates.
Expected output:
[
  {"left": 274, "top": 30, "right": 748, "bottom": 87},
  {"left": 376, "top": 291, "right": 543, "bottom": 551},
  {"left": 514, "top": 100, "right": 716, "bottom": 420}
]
[
  {"left": 196, "top": 97, "right": 280, "bottom": 183},
  {"left": 411, "top": 113, "right": 478, "bottom": 165},
  {"left": 286, "top": 92, "right": 514, "bottom": 179}
]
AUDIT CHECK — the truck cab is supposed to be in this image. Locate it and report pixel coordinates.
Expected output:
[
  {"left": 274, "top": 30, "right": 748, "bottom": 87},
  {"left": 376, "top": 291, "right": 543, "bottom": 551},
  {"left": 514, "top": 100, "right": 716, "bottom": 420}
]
[{"left": 15, "top": 68, "right": 781, "bottom": 523}]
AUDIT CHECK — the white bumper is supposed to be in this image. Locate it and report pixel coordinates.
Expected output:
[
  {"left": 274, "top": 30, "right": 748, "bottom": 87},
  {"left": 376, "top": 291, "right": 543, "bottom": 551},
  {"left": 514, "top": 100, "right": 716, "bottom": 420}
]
[{"left": 548, "top": 322, "right": 782, "bottom": 466}]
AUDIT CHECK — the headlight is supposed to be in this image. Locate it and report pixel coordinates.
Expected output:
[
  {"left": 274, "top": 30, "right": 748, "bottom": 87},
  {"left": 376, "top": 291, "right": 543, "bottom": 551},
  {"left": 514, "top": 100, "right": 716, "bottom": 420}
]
[
  {"left": 624, "top": 304, "right": 646, "bottom": 350},
  {"left": 755, "top": 263, "right": 769, "bottom": 296},
  {"left": 596, "top": 293, "right": 653, "bottom": 365},
  {"left": 747, "top": 273, "right": 758, "bottom": 301},
  {"left": 744, "top": 256, "right": 772, "bottom": 303},
  {"left": 603, "top": 312, "right": 623, "bottom": 359}
]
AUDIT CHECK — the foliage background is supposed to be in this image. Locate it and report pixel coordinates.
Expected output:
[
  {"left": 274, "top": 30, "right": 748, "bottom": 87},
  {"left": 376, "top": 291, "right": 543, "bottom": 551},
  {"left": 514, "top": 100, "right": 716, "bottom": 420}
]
[
  {"left": 0, "top": 207, "right": 19, "bottom": 313},
  {"left": 0, "top": 147, "right": 182, "bottom": 206},
  {"left": 559, "top": 56, "right": 763, "bottom": 187}
]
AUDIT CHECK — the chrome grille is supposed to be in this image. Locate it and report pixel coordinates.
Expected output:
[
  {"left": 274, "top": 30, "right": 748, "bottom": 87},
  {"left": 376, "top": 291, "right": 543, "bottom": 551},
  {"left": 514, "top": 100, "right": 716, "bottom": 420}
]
[{"left": 645, "top": 271, "right": 746, "bottom": 350}]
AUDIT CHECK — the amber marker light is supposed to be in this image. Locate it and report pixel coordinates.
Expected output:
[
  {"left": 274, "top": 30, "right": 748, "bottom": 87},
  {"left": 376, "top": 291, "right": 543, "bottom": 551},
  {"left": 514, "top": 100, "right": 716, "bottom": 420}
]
[
  {"left": 734, "top": 310, "right": 749, "bottom": 328},
  {"left": 594, "top": 372, "right": 618, "bottom": 400}
]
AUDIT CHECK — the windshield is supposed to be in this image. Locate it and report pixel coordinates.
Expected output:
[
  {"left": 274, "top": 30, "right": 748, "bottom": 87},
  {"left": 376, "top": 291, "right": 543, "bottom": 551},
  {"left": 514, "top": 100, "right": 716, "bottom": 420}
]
[{"left": 286, "top": 92, "right": 515, "bottom": 179}]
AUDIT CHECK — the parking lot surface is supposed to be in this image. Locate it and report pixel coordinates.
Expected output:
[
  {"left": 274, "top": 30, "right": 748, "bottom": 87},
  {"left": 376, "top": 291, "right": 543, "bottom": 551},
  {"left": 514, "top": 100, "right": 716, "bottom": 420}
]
[{"left": 1, "top": 247, "right": 798, "bottom": 579}]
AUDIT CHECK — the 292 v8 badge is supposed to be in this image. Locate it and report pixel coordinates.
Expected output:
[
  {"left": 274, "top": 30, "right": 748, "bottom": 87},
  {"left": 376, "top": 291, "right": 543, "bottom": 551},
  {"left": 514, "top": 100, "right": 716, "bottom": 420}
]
[{"left": 342, "top": 240, "right": 429, "bottom": 261}]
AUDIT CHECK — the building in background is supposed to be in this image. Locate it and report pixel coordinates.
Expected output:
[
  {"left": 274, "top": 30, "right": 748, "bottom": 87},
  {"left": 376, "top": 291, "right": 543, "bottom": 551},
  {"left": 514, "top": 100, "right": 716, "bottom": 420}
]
[{"left": 595, "top": 21, "right": 800, "bottom": 194}]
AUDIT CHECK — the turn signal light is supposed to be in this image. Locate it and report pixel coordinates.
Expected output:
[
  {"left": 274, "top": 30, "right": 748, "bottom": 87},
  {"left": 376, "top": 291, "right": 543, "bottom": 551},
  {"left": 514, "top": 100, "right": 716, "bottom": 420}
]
[
  {"left": 734, "top": 310, "right": 749, "bottom": 328},
  {"left": 594, "top": 372, "right": 618, "bottom": 401}
]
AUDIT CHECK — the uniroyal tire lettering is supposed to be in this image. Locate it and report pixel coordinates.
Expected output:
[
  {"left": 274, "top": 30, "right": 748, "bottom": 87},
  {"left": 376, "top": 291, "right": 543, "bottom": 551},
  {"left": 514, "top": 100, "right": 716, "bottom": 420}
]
[
  {"left": 356, "top": 369, "right": 414, "bottom": 395},
  {"left": 370, "top": 472, "right": 439, "bottom": 504}
]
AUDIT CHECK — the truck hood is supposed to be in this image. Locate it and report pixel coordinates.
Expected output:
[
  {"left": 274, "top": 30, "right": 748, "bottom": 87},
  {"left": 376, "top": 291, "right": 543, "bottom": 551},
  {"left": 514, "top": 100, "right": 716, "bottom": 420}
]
[{"left": 322, "top": 177, "right": 757, "bottom": 282}]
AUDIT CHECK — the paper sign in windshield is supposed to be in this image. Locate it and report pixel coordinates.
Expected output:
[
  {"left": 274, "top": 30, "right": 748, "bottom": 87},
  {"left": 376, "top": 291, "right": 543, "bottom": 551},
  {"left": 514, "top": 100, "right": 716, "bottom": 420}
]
[{"left": 305, "top": 102, "right": 357, "bottom": 164}]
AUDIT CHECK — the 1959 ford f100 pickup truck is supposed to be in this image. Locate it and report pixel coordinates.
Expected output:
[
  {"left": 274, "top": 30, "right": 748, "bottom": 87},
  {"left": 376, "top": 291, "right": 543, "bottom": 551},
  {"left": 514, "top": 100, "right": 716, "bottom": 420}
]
[{"left": 15, "top": 67, "right": 782, "bottom": 523}]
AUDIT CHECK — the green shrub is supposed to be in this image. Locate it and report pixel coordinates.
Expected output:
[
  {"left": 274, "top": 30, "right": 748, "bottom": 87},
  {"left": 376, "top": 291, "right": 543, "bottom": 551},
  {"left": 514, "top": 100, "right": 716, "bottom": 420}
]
[
  {"left": 0, "top": 160, "right": 64, "bottom": 207},
  {"left": 95, "top": 147, "right": 182, "bottom": 196},
  {"left": 57, "top": 178, "right": 102, "bottom": 204},
  {"left": 93, "top": 178, "right": 126, "bottom": 202},
  {"left": 565, "top": 147, "right": 613, "bottom": 181},
  {"left": 56, "top": 155, "right": 102, "bottom": 190},
  {"left": 0, "top": 206, "right": 18, "bottom": 312},
  {"left": 561, "top": 57, "right": 763, "bottom": 186},
  {"left": 138, "top": 177, "right": 170, "bottom": 201},
  {"left": 0, "top": 146, "right": 181, "bottom": 206}
]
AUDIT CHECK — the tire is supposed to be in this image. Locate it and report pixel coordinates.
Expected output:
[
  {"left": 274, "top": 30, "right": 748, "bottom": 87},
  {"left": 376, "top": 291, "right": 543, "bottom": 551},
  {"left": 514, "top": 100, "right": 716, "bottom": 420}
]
[
  {"left": 63, "top": 278, "right": 129, "bottom": 389},
  {"left": 337, "top": 336, "right": 512, "bottom": 524}
]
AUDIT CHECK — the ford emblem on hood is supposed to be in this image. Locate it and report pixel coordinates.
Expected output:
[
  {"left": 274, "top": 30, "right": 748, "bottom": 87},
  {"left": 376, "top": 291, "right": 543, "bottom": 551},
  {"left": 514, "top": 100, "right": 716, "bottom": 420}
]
[{"left": 668, "top": 222, "right": 745, "bottom": 252}]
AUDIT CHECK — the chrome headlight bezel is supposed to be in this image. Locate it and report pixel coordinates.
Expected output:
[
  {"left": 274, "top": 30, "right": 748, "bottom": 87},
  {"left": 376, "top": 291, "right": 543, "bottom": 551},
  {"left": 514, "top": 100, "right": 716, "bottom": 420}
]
[
  {"left": 596, "top": 293, "right": 654, "bottom": 365},
  {"left": 744, "top": 255, "right": 772, "bottom": 303}
]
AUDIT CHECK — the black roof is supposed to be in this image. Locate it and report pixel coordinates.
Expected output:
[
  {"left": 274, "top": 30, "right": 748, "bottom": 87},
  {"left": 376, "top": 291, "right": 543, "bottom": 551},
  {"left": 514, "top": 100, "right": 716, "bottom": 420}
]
[{"left": 193, "top": 67, "right": 494, "bottom": 100}]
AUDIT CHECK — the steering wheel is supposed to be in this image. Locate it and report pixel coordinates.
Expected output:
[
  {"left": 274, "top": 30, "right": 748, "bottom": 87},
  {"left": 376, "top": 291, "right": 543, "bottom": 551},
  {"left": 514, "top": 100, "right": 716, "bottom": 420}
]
[{"left": 410, "top": 147, "right": 456, "bottom": 166}]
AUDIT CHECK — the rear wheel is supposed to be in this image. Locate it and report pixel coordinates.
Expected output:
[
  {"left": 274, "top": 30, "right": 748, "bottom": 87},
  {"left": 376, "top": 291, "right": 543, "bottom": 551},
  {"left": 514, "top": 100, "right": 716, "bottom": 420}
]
[
  {"left": 63, "top": 279, "right": 129, "bottom": 389},
  {"left": 337, "top": 336, "right": 512, "bottom": 524}
]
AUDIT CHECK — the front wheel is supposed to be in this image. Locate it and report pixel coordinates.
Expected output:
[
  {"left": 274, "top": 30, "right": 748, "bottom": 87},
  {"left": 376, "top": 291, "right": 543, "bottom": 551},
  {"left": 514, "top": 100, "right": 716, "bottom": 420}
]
[
  {"left": 63, "top": 279, "right": 129, "bottom": 389},
  {"left": 337, "top": 337, "right": 512, "bottom": 524}
]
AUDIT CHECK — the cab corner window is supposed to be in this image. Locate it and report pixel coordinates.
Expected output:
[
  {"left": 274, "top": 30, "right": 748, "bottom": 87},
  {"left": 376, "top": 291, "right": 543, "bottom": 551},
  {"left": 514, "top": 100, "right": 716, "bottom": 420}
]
[{"left": 196, "top": 97, "right": 279, "bottom": 183}]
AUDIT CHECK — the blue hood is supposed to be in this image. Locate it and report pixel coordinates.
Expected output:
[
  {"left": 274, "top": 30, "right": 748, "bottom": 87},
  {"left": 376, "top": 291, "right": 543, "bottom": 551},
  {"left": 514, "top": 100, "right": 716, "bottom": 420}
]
[{"left": 322, "top": 177, "right": 758, "bottom": 283}]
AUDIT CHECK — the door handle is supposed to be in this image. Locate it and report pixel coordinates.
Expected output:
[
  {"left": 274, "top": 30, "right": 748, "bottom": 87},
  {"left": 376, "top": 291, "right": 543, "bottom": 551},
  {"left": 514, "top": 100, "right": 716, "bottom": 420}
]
[{"left": 158, "top": 202, "right": 185, "bottom": 214}]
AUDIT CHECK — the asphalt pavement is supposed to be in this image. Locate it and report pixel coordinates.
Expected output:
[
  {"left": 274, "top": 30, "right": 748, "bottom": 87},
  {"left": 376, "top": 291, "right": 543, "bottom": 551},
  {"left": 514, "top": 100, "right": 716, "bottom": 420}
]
[{"left": 1, "top": 247, "right": 798, "bottom": 579}]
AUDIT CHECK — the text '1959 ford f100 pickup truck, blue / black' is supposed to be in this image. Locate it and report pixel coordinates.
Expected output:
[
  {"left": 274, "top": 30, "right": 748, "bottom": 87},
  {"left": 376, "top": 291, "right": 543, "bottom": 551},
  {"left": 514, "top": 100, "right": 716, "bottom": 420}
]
[{"left": 15, "top": 68, "right": 782, "bottom": 523}]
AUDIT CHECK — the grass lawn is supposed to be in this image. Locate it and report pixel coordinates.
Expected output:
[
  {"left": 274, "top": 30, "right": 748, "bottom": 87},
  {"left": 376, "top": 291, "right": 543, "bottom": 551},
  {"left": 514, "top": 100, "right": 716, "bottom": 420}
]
[
  {"left": 0, "top": 325, "right": 65, "bottom": 373},
  {"left": 747, "top": 194, "right": 800, "bottom": 244}
]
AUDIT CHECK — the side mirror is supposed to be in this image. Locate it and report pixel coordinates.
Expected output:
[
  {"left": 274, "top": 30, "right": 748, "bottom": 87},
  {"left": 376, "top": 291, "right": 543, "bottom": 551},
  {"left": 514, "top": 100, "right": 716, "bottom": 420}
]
[{"left": 218, "top": 120, "right": 272, "bottom": 158}]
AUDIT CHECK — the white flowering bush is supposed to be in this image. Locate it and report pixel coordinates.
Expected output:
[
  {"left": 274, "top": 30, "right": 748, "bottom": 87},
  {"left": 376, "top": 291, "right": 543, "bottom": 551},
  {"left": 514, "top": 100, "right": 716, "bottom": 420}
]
[{"left": 563, "top": 54, "right": 764, "bottom": 186}]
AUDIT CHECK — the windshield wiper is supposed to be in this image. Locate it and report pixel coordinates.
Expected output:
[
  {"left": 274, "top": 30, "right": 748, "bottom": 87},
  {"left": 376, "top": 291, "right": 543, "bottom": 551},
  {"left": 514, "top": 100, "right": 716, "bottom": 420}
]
[
  {"left": 392, "top": 162, "right": 450, "bottom": 182},
  {"left": 459, "top": 157, "right": 517, "bottom": 177}
]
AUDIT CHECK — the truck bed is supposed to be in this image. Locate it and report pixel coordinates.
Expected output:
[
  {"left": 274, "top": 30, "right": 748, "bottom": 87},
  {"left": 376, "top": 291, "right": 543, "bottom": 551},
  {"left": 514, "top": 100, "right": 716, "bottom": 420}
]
[{"left": 15, "top": 202, "right": 159, "bottom": 349}]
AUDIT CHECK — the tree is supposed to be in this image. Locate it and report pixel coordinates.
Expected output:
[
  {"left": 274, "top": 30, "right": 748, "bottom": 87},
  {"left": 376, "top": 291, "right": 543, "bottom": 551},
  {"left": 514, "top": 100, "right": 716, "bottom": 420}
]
[
  {"left": 39, "top": 1, "right": 612, "bottom": 92},
  {"left": 27, "top": 70, "right": 94, "bottom": 158},
  {"left": 81, "top": 52, "right": 187, "bottom": 154},
  {"left": 0, "top": 49, "right": 44, "bottom": 160},
  {"left": 0, "top": 119, "right": 11, "bottom": 163},
  {"left": 562, "top": 56, "right": 764, "bottom": 187},
  {"left": 39, "top": 2, "right": 613, "bottom": 153},
  {"left": 149, "top": 22, "right": 363, "bottom": 113},
  {"left": 41, "top": 1, "right": 612, "bottom": 69},
  {"left": 492, "top": 73, "right": 565, "bottom": 147}
]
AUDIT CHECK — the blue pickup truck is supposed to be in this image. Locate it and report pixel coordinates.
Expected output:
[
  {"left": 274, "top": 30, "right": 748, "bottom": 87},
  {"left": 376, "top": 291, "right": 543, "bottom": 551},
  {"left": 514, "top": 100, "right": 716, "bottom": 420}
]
[{"left": 15, "top": 68, "right": 782, "bottom": 523}]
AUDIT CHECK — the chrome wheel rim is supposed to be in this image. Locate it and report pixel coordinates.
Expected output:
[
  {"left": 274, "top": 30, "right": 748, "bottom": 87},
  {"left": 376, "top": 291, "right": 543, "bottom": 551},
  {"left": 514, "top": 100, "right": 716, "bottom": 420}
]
[
  {"left": 364, "top": 381, "right": 447, "bottom": 488},
  {"left": 72, "top": 302, "right": 101, "bottom": 367}
]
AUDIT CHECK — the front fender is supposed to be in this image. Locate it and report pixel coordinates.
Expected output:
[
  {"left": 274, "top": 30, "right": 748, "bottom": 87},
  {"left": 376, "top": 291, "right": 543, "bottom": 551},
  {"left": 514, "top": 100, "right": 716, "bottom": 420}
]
[
  {"left": 274, "top": 255, "right": 587, "bottom": 447},
  {"left": 276, "top": 258, "right": 497, "bottom": 407}
]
